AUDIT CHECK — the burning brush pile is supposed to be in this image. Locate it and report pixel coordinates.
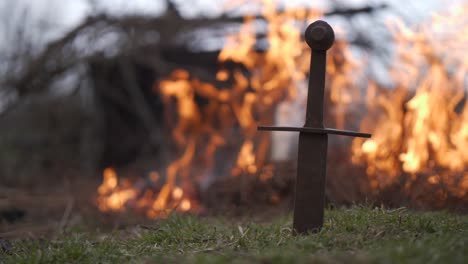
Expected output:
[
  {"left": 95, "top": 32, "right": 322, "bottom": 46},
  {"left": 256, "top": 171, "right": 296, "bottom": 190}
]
[{"left": 96, "top": 1, "right": 468, "bottom": 218}]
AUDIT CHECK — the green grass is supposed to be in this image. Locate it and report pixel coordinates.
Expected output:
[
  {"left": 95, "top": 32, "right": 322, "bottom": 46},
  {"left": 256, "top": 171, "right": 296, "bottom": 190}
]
[{"left": 2, "top": 206, "right": 467, "bottom": 264}]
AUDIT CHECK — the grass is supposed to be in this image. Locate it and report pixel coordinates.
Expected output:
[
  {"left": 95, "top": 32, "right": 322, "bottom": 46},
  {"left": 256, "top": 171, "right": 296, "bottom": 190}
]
[{"left": 1, "top": 206, "right": 467, "bottom": 264}]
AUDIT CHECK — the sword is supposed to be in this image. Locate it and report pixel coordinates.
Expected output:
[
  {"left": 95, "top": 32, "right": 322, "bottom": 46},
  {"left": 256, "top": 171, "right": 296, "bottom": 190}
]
[{"left": 258, "top": 20, "right": 371, "bottom": 234}]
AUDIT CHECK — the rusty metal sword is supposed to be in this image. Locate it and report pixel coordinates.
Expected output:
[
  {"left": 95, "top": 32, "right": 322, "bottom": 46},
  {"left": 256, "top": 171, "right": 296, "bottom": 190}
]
[{"left": 258, "top": 20, "right": 371, "bottom": 234}]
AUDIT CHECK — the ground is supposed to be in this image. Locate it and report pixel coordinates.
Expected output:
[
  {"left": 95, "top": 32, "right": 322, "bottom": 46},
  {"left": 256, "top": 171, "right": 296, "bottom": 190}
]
[{"left": 1, "top": 206, "right": 467, "bottom": 264}]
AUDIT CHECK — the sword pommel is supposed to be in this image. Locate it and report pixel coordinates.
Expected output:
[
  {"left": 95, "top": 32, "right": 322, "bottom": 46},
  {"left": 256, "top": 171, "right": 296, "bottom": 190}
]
[{"left": 305, "top": 20, "right": 335, "bottom": 51}]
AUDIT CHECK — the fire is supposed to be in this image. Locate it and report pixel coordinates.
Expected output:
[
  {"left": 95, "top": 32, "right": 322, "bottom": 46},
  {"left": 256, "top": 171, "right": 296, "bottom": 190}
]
[
  {"left": 97, "top": 168, "right": 137, "bottom": 212},
  {"left": 180, "top": 199, "right": 192, "bottom": 211},
  {"left": 97, "top": 168, "right": 118, "bottom": 195},
  {"left": 352, "top": 4, "right": 468, "bottom": 206},
  {"left": 172, "top": 187, "right": 183, "bottom": 200},
  {"left": 96, "top": 1, "right": 468, "bottom": 214},
  {"left": 97, "top": 168, "right": 196, "bottom": 216},
  {"left": 97, "top": 0, "right": 349, "bottom": 216},
  {"left": 233, "top": 140, "right": 257, "bottom": 175}
]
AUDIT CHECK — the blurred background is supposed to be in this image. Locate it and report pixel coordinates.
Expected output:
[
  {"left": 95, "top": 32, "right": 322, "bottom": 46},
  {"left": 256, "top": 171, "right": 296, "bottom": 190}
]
[{"left": 1, "top": 0, "right": 467, "bottom": 236}]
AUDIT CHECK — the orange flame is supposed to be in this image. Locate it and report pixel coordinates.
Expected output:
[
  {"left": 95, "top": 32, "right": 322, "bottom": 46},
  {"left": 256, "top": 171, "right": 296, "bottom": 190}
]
[
  {"left": 96, "top": 168, "right": 137, "bottom": 212},
  {"left": 352, "top": 5, "right": 468, "bottom": 205},
  {"left": 94, "top": 0, "right": 368, "bottom": 216},
  {"left": 96, "top": 168, "right": 198, "bottom": 217},
  {"left": 96, "top": 1, "right": 468, "bottom": 214}
]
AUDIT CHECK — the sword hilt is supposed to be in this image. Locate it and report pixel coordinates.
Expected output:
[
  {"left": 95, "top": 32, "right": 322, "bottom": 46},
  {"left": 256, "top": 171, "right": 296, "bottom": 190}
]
[
  {"left": 304, "top": 20, "right": 335, "bottom": 128},
  {"left": 257, "top": 20, "right": 371, "bottom": 139}
]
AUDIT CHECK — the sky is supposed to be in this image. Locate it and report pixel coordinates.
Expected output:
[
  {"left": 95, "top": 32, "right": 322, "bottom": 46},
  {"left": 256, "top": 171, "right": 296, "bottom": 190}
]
[
  {"left": 0, "top": 0, "right": 164, "bottom": 51},
  {"left": 0, "top": 0, "right": 448, "bottom": 50}
]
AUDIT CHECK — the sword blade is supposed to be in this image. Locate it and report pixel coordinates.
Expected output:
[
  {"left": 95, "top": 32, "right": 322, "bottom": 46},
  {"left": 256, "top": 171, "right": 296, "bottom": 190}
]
[{"left": 293, "top": 132, "right": 328, "bottom": 234}]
